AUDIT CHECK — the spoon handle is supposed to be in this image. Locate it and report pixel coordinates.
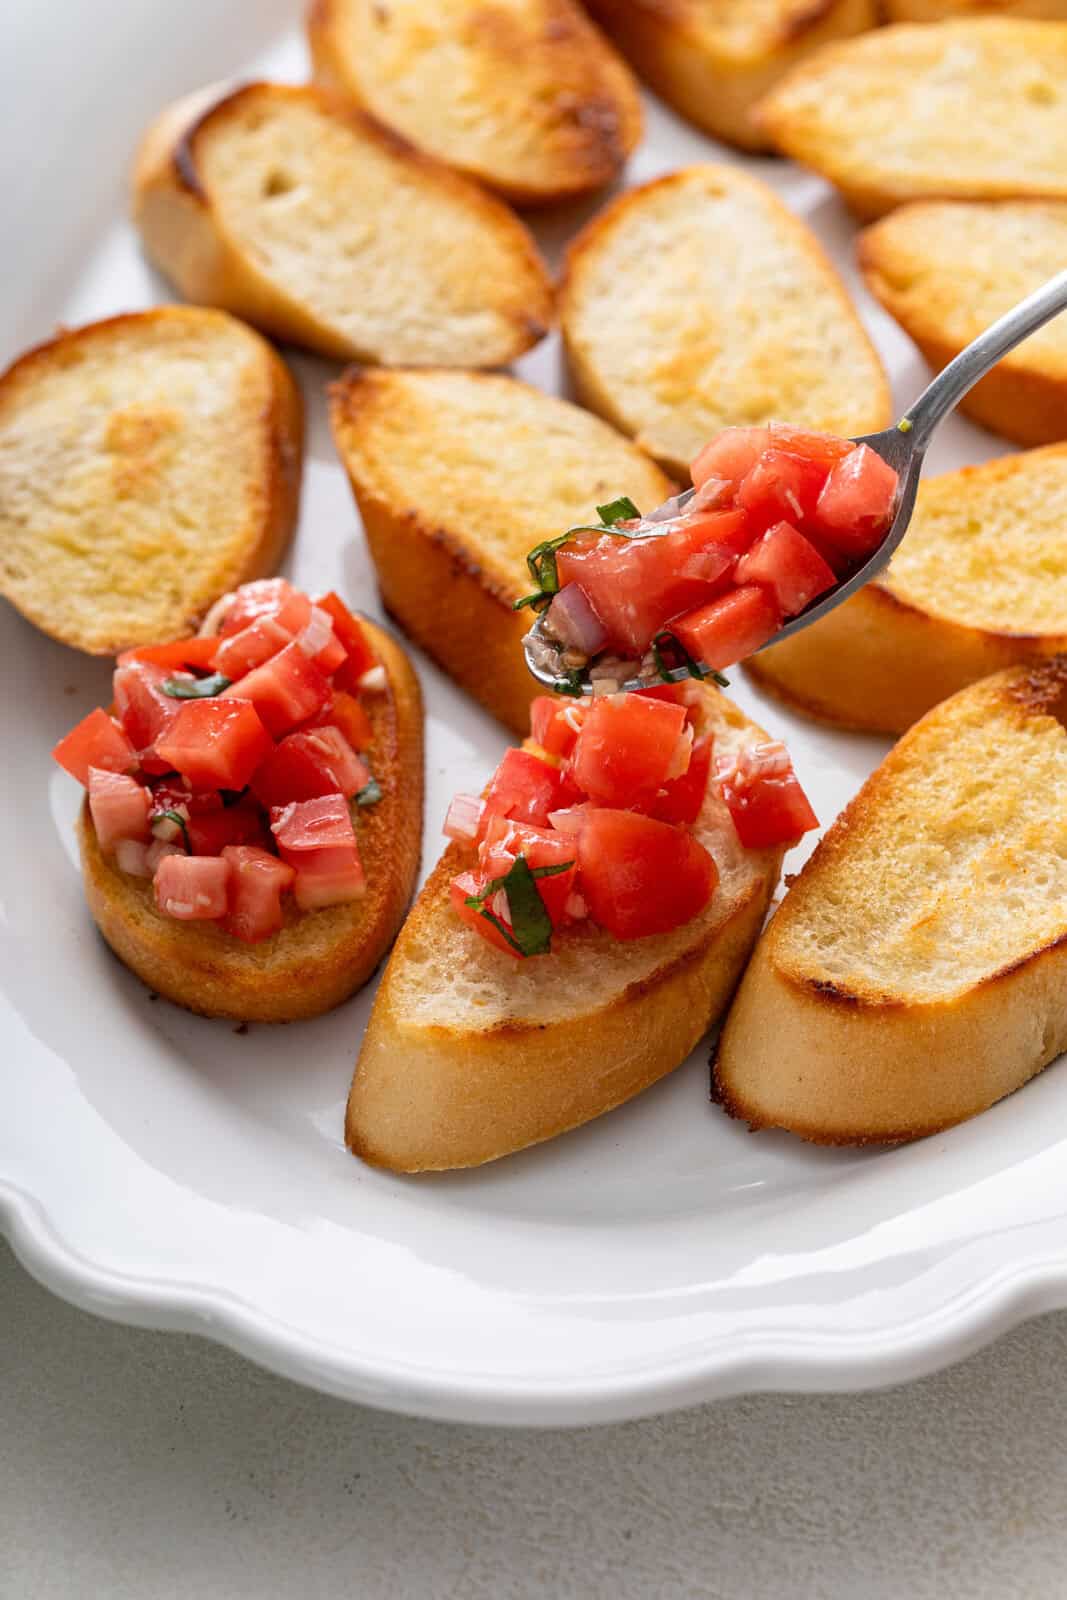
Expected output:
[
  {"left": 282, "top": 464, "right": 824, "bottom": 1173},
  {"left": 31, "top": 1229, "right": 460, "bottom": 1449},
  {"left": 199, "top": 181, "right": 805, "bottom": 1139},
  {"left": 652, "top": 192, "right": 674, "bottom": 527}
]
[{"left": 899, "top": 268, "right": 1067, "bottom": 451}]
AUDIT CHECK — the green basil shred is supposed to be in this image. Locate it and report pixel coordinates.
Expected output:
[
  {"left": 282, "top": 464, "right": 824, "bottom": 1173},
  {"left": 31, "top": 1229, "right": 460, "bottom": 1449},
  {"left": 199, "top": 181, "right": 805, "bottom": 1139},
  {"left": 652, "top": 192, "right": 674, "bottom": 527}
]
[
  {"left": 154, "top": 808, "right": 191, "bottom": 853},
  {"left": 514, "top": 497, "right": 644, "bottom": 614},
  {"left": 355, "top": 776, "right": 382, "bottom": 807},
  {"left": 595, "top": 495, "right": 640, "bottom": 526},
  {"left": 651, "top": 631, "right": 730, "bottom": 689},
  {"left": 464, "top": 854, "right": 574, "bottom": 958},
  {"left": 160, "top": 672, "right": 231, "bottom": 700}
]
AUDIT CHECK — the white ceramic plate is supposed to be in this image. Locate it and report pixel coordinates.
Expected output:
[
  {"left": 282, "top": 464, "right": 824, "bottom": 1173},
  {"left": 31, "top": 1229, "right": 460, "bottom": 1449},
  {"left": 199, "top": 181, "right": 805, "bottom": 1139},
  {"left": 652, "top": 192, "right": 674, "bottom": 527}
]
[{"left": 5, "top": 0, "right": 1067, "bottom": 1427}]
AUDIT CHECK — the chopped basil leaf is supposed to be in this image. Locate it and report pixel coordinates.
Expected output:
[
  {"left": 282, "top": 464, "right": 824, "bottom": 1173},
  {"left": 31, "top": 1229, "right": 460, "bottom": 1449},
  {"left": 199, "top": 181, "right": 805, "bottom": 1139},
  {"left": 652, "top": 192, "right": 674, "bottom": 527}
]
[
  {"left": 530, "top": 860, "right": 574, "bottom": 880},
  {"left": 525, "top": 533, "right": 572, "bottom": 587},
  {"left": 154, "top": 808, "right": 191, "bottom": 852},
  {"left": 161, "top": 672, "right": 231, "bottom": 700},
  {"left": 555, "top": 670, "right": 585, "bottom": 698},
  {"left": 595, "top": 495, "right": 640, "bottom": 526},
  {"left": 653, "top": 631, "right": 730, "bottom": 689},
  {"left": 464, "top": 853, "right": 573, "bottom": 958},
  {"left": 355, "top": 776, "right": 382, "bottom": 807},
  {"left": 513, "top": 590, "right": 552, "bottom": 613}
]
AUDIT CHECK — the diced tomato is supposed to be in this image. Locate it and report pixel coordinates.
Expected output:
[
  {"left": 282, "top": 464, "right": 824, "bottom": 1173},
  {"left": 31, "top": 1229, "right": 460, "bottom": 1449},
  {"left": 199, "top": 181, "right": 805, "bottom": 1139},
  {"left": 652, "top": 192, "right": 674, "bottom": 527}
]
[
  {"left": 270, "top": 793, "right": 356, "bottom": 853},
  {"left": 648, "top": 734, "right": 713, "bottom": 825},
  {"left": 155, "top": 698, "right": 273, "bottom": 791},
  {"left": 228, "top": 642, "right": 332, "bottom": 737},
  {"left": 480, "top": 748, "right": 579, "bottom": 834},
  {"left": 690, "top": 510, "right": 759, "bottom": 561},
  {"left": 53, "top": 708, "right": 137, "bottom": 787},
  {"left": 671, "top": 585, "right": 782, "bottom": 671},
  {"left": 185, "top": 801, "right": 271, "bottom": 856},
  {"left": 736, "top": 449, "right": 829, "bottom": 537},
  {"left": 251, "top": 727, "right": 369, "bottom": 808},
  {"left": 719, "top": 742, "right": 819, "bottom": 848},
  {"left": 117, "top": 637, "right": 221, "bottom": 672},
  {"left": 764, "top": 426, "right": 854, "bottom": 470},
  {"left": 529, "top": 696, "right": 586, "bottom": 761},
  {"left": 270, "top": 795, "right": 365, "bottom": 910},
  {"left": 153, "top": 854, "right": 230, "bottom": 921},
  {"left": 315, "top": 592, "right": 377, "bottom": 691},
  {"left": 571, "top": 694, "right": 688, "bottom": 808},
  {"left": 149, "top": 781, "right": 223, "bottom": 817},
  {"left": 633, "top": 683, "right": 699, "bottom": 724},
  {"left": 295, "top": 607, "right": 348, "bottom": 676},
  {"left": 291, "top": 844, "right": 367, "bottom": 910},
  {"left": 478, "top": 815, "right": 579, "bottom": 928},
  {"left": 210, "top": 615, "right": 292, "bottom": 680},
  {"left": 273, "top": 590, "right": 313, "bottom": 636},
  {"left": 308, "top": 690, "right": 373, "bottom": 752},
  {"left": 577, "top": 810, "right": 717, "bottom": 940},
  {"left": 87, "top": 768, "right": 152, "bottom": 851},
  {"left": 112, "top": 659, "right": 184, "bottom": 770},
  {"left": 217, "top": 578, "right": 296, "bottom": 638},
  {"left": 815, "top": 444, "right": 899, "bottom": 560},
  {"left": 450, "top": 870, "right": 520, "bottom": 958},
  {"left": 221, "top": 845, "right": 295, "bottom": 943},
  {"left": 690, "top": 427, "right": 769, "bottom": 494},
  {"left": 734, "top": 521, "right": 837, "bottom": 618}
]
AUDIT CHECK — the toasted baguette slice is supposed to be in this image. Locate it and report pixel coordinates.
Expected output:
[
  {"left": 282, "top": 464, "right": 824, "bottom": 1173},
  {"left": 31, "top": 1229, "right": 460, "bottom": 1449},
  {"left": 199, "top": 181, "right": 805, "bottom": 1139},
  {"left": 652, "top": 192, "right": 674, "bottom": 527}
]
[
  {"left": 859, "top": 201, "right": 1067, "bottom": 448},
  {"left": 347, "top": 686, "right": 783, "bottom": 1171},
  {"left": 328, "top": 367, "right": 674, "bottom": 733},
  {"left": 885, "top": 2, "right": 1067, "bottom": 19},
  {"left": 747, "top": 445, "right": 1067, "bottom": 734},
  {"left": 715, "top": 660, "right": 1067, "bottom": 1143},
  {"left": 307, "top": 0, "right": 642, "bottom": 205},
  {"left": 758, "top": 20, "right": 1067, "bottom": 220},
  {"left": 78, "top": 620, "right": 422, "bottom": 1023},
  {"left": 559, "top": 166, "right": 891, "bottom": 479},
  {"left": 132, "top": 82, "right": 553, "bottom": 367},
  {"left": 584, "top": 0, "right": 877, "bottom": 151},
  {"left": 0, "top": 308, "right": 301, "bottom": 657}
]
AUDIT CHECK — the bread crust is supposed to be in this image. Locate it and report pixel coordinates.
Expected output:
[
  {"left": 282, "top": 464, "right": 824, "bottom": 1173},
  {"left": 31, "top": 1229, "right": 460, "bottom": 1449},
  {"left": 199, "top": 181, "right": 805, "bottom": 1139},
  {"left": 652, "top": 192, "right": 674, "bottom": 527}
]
[
  {"left": 0, "top": 306, "right": 303, "bottom": 656},
  {"left": 715, "top": 659, "right": 1067, "bottom": 1142},
  {"left": 306, "top": 0, "right": 642, "bottom": 204},
  {"left": 132, "top": 81, "right": 553, "bottom": 366},
  {"left": 77, "top": 619, "right": 423, "bottom": 1022}
]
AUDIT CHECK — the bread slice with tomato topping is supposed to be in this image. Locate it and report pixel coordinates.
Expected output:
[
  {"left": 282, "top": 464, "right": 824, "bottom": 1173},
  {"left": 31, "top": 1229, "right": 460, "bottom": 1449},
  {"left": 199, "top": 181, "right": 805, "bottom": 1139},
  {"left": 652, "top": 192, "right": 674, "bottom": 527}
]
[
  {"left": 0, "top": 307, "right": 302, "bottom": 656},
  {"left": 346, "top": 685, "right": 791, "bottom": 1172},
  {"left": 583, "top": 0, "right": 877, "bottom": 152},
  {"left": 559, "top": 165, "right": 891, "bottom": 479},
  {"left": 76, "top": 618, "right": 422, "bottom": 1023},
  {"left": 715, "top": 659, "right": 1067, "bottom": 1144},
  {"left": 328, "top": 367, "right": 674, "bottom": 733},
  {"left": 307, "top": 0, "right": 642, "bottom": 205},
  {"left": 132, "top": 81, "right": 553, "bottom": 368},
  {"left": 747, "top": 444, "right": 1067, "bottom": 734}
]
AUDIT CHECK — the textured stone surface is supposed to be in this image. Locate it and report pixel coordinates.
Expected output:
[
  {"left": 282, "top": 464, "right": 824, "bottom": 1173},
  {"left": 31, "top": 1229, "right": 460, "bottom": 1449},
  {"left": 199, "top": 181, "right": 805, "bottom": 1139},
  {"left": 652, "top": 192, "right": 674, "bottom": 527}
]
[{"left": 4, "top": 1241, "right": 1067, "bottom": 1598}]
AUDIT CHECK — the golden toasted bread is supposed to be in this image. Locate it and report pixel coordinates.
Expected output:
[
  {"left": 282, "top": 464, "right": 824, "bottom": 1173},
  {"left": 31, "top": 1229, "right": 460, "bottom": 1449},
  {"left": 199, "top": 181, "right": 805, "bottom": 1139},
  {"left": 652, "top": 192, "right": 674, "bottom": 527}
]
[
  {"left": 78, "top": 620, "right": 422, "bottom": 1023},
  {"left": 328, "top": 366, "right": 674, "bottom": 733},
  {"left": 585, "top": 0, "right": 878, "bottom": 151},
  {"left": 715, "top": 659, "right": 1067, "bottom": 1143},
  {"left": 346, "top": 685, "right": 783, "bottom": 1171},
  {"left": 759, "top": 20, "right": 1067, "bottom": 219},
  {"left": 307, "top": 0, "right": 642, "bottom": 204},
  {"left": 884, "top": 1, "right": 1067, "bottom": 18},
  {"left": 132, "top": 81, "right": 553, "bottom": 367},
  {"left": 747, "top": 445, "right": 1067, "bottom": 734},
  {"left": 0, "top": 307, "right": 301, "bottom": 657},
  {"left": 859, "top": 200, "right": 1067, "bottom": 448},
  {"left": 558, "top": 165, "right": 891, "bottom": 479}
]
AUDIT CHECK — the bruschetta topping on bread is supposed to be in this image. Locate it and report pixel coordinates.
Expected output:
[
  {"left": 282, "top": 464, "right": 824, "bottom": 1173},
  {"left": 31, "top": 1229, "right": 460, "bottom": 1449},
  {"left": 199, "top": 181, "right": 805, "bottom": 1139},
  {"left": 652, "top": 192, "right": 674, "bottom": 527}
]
[
  {"left": 55, "top": 579, "right": 388, "bottom": 944},
  {"left": 523, "top": 425, "right": 898, "bottom": 690},
  {"left": 441, "top": 689, "right": 817, "bottom": 958}
]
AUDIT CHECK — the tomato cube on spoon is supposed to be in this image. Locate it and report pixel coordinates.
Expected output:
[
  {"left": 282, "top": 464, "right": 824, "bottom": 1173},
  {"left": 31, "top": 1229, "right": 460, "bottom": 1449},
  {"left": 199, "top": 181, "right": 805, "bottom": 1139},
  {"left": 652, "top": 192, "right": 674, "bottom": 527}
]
[{"left": 670, "top": 585, "right": 781, "bottom": 671}]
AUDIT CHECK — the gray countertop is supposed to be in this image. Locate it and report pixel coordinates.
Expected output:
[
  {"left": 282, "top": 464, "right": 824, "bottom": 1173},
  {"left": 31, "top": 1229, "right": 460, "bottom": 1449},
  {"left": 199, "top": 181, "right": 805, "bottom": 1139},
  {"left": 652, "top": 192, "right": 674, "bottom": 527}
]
[{"left": 5, "top": 1240, "right": 1065, "bottom": 1599}]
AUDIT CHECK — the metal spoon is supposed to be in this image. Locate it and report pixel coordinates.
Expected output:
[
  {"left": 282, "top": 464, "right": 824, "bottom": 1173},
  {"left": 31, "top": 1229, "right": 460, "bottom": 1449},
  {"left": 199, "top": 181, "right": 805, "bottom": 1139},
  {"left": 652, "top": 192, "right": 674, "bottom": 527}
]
[{"left": 523, "top": 268, "right": 1067, "bottom": 696}]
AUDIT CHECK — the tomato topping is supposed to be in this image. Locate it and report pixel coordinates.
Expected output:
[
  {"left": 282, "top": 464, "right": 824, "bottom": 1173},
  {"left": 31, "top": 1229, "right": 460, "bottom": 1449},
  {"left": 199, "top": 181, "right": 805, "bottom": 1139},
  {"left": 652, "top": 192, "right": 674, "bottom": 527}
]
[
  {"left": 478, "top": 815, "right": 578, "bottom": 928},
  {"left": 690, "top": 427, "right": 769, "bottom": 494},
  {"left": 185, "top": 801, "right": 271, "bottom": 856},
  {"left": 270, "top": 795, "right": 365, "bottom": 910},
  {"left": 529, "top": 696, "right": 585, "bottom": 760},
  {"left": 577, "top": 810, "right": 717, "bottom": 940},
  {"left": 228, "top": 642, "right": 332, "bottom": 737},
  {"left": 308, "top": 690, "right": 373, "bottom": 752},
  {"left": 671, "top": 585, "right": 781, "bottom": 671},
  {"left": 291, "top": 844, "right": 367, "bottom": 910},
  {"left": 571, "top": 694, "right": 689, "bottom": 808},
  {"left": 155, "top": 698, "right": 273, "bottom": 791},
  {"left": 734, "top": 521, "right": 837, "bottom": 618},
  {"left": 315, "top": 592, "right": 377, "bottom": 690},
  {"left": 295, "top": 607, "right": 348, "bottom": 676},
  {"left": 450, "top": 870, "right": 520, "bottom": 958},
  {"left": 250, "top": 727, "right": 369, "bottom": 808},
  {"left": 88, "top": 768, "right": 152, "bottom": 851},
  {"left": 153, "top": 854, "right": 231, "bottom": 921},
  {"left": 736, "top": 448, "right": 828, "bottom": 537},
  {"left": 481, "top": 748, "right": 579, "bottom": 833},
  {"left": 112, "top": 659, "right": 185, "bottom": 770},
  {"left": 217, "top": 578, "right": 296, "bottom": 638},
  {"left": 211, "top": 615, "right": 292, "bottom": 680},
  {"left": 815, "top": 444, "right": 899, "bottom": 559},
  {"left": 270, "top": 793, "right": 355, "bottom": 852},
  {"left": 117, "top": 637, "right": 221, "bottom": 672},
  {"left": 763, "top": 426, "right": 854, "bottom": 469},
  {"left": 53, "top": 708, "right": 137, "bottom": 787},
  {"left": 149, "top": 781, "right": 223, "bottom": 817},
  {"left": 647, "top": 733, "right": 713, "bottom": 825},
  {"left": 719, "top": 742, "right": 819, "bottom": 848},
  {"left": 221, "top": 846, "right": 295, "bottom": 943}
]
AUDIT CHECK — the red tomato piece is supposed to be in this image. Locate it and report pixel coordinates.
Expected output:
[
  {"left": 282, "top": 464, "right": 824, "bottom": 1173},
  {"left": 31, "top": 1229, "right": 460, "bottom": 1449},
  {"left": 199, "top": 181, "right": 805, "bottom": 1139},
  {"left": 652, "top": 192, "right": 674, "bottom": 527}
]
[
  {"left": 117, "top": 637, "right": 221, "bottom": 672},
  {"left": 290, "top": 844, "right": 367, "bottom": 910},
  {"left": 153, "top": 854, "right": 231, "bottom": 921},
  {"left": 228, "top": 642, "right": 332, "bottom": 737},
  {"left": 217, "top": 578, "right": 296, "bottom": 638},
  {"left": 815, "top": 445, "right": 899, "bottom": 559},
  {"left": 273, "top": 591, "right": 313, "bottom": 636},
  {"left": 309, "top": 691, "right": 373, "bottom": 752},
  {"left": 633, "top": 683, "right": 698, "bottom": 724},
  {"left": 295, "top": 607, "right": 348, "bottom": 676},
  {"left": 529, "top": 696, "right": 586, "bottom": 760},
  {"left": 764, "top": 426, "right": 854, "bottom": 470},
  {"left": 736, "top": 448, "right": 829, "bottom": 537},
  {"left": 270, "top": 795, "right": 365, "bottom": 910},
  {"left": 671, "top": 585, "right": 782, "bottom": 671},
  {"left": 734, "top": 521, "right": 837, "bottom": 617},
  {"left": 478, "top": 815, "right": 579, "bottom": 929},
  {"left": 648, "top": 734, "right": 713, "bottom": 825},
  {"left": 221, "top": 845, "right": 295, "bottom": 943},
  {"left": 251, "top": 727, "right": 369, "bottom": 808},
  {"left": 571, "top": 694, "right": 688, "bottom": 808},
  {"left": 53, "top": 708, "right": 137, "bottom": 787},
  {"left": 577, "top": 810, "right": 717, "bottom": 940},
  {"left": 149, "top": 781, "right": 223, "bottom": 817},
  {"left": 690, "top": 427, "right": 770, "bottom": 494},
  {"left": 315, "top": 592, "right": 377, "bottom": 690},
  {"left": 211, "top": 615, "right": 292, "bottom": 680},
  {"left": 185, "top": 802, "right": 271, "bottom": 856},
  {"left": 480, "top": 748, "right": 579, "bottom": 834},
  {"left": 112, "top": 659, "right": 185, "bottom": 770},
  {"left": 449, "top": 870, "right": 521, "bottom": 958},
  {"left": 270, "top": 793, "right": 356, "bottom": 853},
  {"left": 720, "top": 742, "right": 819, "bottom": 848},
  {"left": 88, "top": 768, "right": 152, "bottom": 850},
  {"left": 155, "top": 698, "right": 273, "bottom": 791}
]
